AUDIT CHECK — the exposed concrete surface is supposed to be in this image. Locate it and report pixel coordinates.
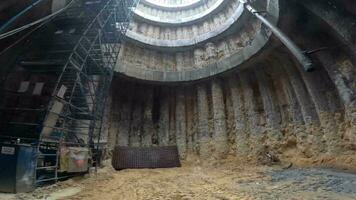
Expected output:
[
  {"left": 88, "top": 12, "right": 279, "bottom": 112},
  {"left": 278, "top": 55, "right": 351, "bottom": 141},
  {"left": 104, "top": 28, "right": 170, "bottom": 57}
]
[
  {"left": 110, "top": 39, "right": 356, "bottom": 169},
  {"left": 117, "top": 0, "right": 280, "bottom": 81},
  {"left": 109, "top": 0, "right": 356, "bottom": 170},
  {"left": 126, "top": 0, "right": 244, "bottom": 47}
]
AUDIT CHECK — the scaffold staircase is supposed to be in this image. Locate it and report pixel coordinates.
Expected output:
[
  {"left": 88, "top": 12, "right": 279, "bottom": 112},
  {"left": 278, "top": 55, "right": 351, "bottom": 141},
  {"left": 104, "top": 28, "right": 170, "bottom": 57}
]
[{"left": 0, "top": 0, "right": 139, "bottom": 185}]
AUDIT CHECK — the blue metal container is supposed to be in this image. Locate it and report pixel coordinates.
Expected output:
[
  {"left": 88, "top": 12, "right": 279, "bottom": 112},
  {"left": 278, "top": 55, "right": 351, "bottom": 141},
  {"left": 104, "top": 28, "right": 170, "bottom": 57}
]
[{"left": 0, "top": 144, "right": 36, "bottom": 193}]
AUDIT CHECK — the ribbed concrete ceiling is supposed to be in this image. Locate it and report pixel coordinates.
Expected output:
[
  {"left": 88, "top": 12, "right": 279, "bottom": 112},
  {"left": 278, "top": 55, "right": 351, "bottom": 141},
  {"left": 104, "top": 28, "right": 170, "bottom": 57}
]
[
  {"left": 116, "top": 0, "right": 280, "bottom": 82},
  {"left": 127, "top": 0, "right": 243, "bottom": 50}
]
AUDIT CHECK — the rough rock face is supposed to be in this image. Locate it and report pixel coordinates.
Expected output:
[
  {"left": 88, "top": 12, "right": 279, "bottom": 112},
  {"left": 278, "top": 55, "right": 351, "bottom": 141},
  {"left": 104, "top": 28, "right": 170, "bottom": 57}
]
[
  {"left": 105, "top": 0, "right": 356, "bottom": 170},
  {"left": 107, "top": 46, "right": 356, "bottom": 169}
]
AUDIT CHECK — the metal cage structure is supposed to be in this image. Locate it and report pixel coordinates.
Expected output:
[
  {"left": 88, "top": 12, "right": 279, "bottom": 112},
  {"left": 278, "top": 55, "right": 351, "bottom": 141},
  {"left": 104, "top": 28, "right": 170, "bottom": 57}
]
[{"left": 0, "top": 0, "right": 139, "bottom": 186}]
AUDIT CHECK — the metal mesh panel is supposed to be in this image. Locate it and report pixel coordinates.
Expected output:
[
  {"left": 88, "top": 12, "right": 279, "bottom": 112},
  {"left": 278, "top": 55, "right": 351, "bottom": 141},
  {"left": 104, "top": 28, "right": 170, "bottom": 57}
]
[{"left": 112, "top": 146, "right": 181, "bottom": 170}]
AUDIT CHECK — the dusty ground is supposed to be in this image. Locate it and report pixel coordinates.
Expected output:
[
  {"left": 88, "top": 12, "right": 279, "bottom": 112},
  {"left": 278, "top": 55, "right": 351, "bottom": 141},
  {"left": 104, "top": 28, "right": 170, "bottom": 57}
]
[{"left": 1, "top": 157, "right": 356, "bottom": 200}]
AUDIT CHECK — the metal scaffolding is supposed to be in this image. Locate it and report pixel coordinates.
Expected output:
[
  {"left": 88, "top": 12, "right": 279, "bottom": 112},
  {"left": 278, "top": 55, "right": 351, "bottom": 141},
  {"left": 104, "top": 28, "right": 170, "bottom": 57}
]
[{"left": 0, "top": 0, "right": 139, "bottom": 185}]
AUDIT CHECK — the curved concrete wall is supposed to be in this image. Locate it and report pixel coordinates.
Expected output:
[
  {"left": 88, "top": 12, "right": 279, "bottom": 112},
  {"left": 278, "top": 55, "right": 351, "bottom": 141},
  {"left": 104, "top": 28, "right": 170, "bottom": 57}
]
[
  {"left": 116, "top": 19, "right": 270, "bottom": 82},
  {"left": 127, "top": 0, "right": 241, "bottom": 44},
  {"left": 105, "top": 0, "right": 356, "bottom": 170},
  {"left": 109, "top": 45, "right": 356, "bottom": 168},
  {"left": 119, "top": 19, "right": 262, "bottom": 69},
  {"left": 116, "top": 0, "right": 279, "bottom": 81}
]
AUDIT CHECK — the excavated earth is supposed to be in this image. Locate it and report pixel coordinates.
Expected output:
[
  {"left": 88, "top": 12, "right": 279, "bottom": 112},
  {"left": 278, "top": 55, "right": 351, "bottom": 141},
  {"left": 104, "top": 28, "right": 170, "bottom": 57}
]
[{"left": 2, "top": 157, "right": 356, "bottom": 200}]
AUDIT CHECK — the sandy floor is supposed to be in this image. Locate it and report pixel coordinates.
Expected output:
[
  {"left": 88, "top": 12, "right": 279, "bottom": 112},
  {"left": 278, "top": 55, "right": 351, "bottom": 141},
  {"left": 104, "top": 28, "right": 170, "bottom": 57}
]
[
  {"left": 2, "top": 157, "right": 356, "bottom": 200},
  {"left": 66, "top": 158, "right": 270, "bottom": 200}
]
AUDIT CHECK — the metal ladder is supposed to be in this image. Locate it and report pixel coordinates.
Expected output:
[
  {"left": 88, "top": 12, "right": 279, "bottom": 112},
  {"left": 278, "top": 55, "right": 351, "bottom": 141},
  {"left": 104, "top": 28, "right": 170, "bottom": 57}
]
[
  {"left": 33, "top": 0, "right": 140, "bottom": 184},
  {"left": 0, "top": 0, "right": 139, "bottom": 185}
]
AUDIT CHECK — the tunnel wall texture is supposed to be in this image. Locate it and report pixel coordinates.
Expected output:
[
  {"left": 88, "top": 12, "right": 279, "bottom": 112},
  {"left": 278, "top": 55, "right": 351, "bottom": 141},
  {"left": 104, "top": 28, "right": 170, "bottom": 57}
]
[
  {"left": 107, "top": 49, "right": 356, "bottom": 168},
  {"left": 104, "top": 0, "right": 356, "bottom": 169}
]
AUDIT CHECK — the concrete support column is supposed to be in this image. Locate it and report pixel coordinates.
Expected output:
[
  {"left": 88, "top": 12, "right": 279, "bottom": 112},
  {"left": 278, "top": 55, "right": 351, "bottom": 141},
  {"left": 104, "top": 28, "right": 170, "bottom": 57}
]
[
  {"left": 185, "top": 88, "right": 198, "bottom": 155},
  {"left": 175, "top": 88, "right": 187, "bottom": 159},
  {"left": 271, "top": 62, "right": 304, "bottom": 148},
  {"left": 274, "top": 63, "right": 304, "bottom": 125},
  {"left": 106, "top": 93, "right": 117, "bottom": 150},
  {"left": 117, "top": 103, "right": 131, "bottom": 147},
  {"left": 109, "top": 84, "right": 132, "bottom": 148},
  {"left": 254, "top": 66, "right": 282, "bottom": 145},
  {"left": 240, "top": 71, "right": 264, "bottom": 156},
  {"left": 168, "top": 90, "right": 176, "bottom": 145},
  {"left": 197, "top": 84, "right": 211, "bottom": 158},
  {"left": 129, "top": 87, "right": 143, "bottom": 147},
  {"left": 295, "top": 58, "right": 343, "bottom": 153},
  {"left": 228, "top": 76, "right": 249, "bottom": 155},
  {"left": 281, "top": 57, "right": 324, "bottom": 157},
  {"left": 142, "top": 88, "right": 154, "bottom": 146},
  {"left": 282, "top": 58, "right": 319, "bottom": 125},
  {"left": 211, "top": 79, "right": 228, "bottom": 158},
  {"left": 314, "top": 52, "right": 356, "bottom": 152},
  {"left": 158, "top": 88, "right": 170, "bottom": 146}
]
